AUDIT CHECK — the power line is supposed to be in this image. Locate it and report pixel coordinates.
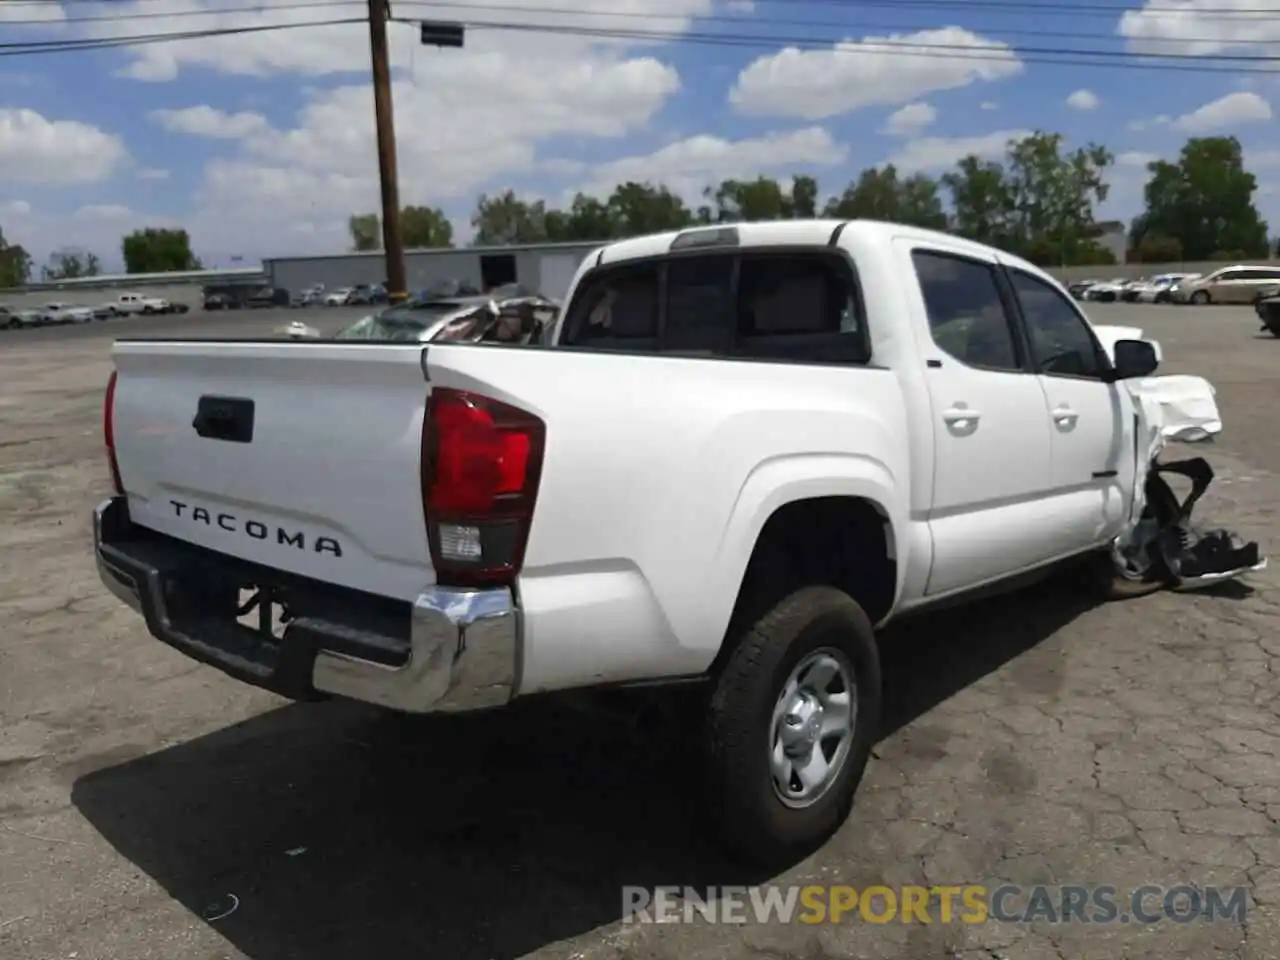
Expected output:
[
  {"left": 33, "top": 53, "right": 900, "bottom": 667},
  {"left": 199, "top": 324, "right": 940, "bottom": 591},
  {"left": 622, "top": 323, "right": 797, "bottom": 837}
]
[
  {"left": 392, "top": 19, "right": 1280, "bottom": 71},
  {"left": 0, "top": 18, "right": 366, "bottom": 55},
  {"left": 1, "top": 0, "right": 362, "bottom": 26},
  {"left": 2, "top": 5, "right": 1278, "bottom": 73},
  {"left": 18, "top": 0, "right": 1280, "bottom": 19},
  {"left": 11, "top": 0, "right": 1280, "bottom": 49}
]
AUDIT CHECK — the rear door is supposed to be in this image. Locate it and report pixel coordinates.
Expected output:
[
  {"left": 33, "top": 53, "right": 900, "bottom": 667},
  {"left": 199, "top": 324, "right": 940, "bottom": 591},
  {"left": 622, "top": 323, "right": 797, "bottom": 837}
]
[
  {"left": 901, "top": 242, "right": 1058, "bottom": 596},
  {"left": 1003, "top": 265, "right": 1134, "bottom": 550}
]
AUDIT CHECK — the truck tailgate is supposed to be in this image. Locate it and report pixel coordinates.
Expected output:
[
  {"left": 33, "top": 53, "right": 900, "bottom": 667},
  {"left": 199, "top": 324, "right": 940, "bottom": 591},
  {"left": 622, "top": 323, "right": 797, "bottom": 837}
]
[{"left": 111, "top": 340, "right": 432, "bottom": 601}]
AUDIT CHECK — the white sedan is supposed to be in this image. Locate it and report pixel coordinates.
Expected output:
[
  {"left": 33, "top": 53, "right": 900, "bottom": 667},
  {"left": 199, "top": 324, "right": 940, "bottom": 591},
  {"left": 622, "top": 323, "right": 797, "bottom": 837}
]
[
  {"left": 42, "top": 302, "right": 94, "bottom": 323},
  {"left": 323, "top": 288, "right": 353, "bottom": 305}
]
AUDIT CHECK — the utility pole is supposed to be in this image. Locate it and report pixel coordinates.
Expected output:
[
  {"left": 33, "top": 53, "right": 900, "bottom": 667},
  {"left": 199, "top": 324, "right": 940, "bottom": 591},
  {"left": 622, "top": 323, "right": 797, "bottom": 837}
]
[{"left": 368, "top": 0, "right": 407, "bottom": 303}]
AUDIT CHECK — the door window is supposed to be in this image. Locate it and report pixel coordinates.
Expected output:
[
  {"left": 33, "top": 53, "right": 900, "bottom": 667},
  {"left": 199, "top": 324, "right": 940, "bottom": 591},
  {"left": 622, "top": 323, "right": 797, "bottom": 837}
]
[
  {"left": 1009, "top": 269, "right": 1107, "bottom": 380},
  {"left": 560, "top": 262, "right": 659, "bottom": 350},
  {"left": 911, "top": 250, "right": 1022, "bottom": 372}
]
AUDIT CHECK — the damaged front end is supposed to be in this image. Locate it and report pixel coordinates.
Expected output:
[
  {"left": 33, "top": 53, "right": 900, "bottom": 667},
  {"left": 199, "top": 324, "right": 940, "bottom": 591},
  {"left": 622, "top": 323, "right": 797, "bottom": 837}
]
[{"left": 1098, "top": 330, "right": 1268, "bottom": 591}]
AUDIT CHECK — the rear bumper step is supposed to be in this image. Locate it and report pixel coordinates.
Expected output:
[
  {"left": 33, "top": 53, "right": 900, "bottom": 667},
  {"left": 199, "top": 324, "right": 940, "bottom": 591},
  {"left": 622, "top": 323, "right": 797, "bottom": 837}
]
[{"left": 93, "top": 497, "right": 521, "bottom": 713}]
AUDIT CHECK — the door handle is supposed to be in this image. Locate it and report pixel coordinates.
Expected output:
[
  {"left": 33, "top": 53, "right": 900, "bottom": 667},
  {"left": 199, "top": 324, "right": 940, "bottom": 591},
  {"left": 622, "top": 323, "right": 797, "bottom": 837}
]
[
  {"left": 1052, "top": 405, "right": 1078, "bottom": 425},
  {"left": 942, "top": 406, "right": 980, "bottom": 424}
]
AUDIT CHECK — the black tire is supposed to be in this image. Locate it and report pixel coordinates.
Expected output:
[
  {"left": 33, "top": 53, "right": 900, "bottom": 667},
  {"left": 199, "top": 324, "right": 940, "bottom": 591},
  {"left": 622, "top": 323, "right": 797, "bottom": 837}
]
[
  {"left": 1190, "top": 290, "right": 1210, "bottom": 305},
  {"left": 703, "top": 585, "right": 881, "bottom": 866}
]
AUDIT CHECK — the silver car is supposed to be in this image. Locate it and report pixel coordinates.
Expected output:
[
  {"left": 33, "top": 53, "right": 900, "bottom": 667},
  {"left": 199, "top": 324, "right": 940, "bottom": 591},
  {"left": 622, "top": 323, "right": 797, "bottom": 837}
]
[{"left": 41, "top": 302, "right": 94, "bottom": 324}]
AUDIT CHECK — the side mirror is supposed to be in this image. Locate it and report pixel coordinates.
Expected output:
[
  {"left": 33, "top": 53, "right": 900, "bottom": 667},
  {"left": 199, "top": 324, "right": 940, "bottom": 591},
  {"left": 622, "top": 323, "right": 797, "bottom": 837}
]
[{"left": 1109, "top": 339, "right": 1159, "bottom": 381}]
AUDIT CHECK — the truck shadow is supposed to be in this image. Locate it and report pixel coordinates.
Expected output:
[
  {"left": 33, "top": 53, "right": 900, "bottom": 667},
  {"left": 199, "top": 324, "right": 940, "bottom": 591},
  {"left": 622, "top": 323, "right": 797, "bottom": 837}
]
[{"left": 71, "top": 578, "right": 1092, "bottom": 960}]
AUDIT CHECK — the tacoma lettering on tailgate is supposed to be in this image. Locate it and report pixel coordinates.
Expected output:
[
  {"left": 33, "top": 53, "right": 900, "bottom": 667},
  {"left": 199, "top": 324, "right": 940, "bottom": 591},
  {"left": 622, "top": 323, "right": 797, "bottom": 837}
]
[{"left": 169, "top": 500, "right": 343, "bottom": 556}]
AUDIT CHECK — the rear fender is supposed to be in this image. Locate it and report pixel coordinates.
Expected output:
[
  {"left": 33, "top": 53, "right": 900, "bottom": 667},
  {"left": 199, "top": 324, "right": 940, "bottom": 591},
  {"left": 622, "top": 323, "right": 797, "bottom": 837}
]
[{"left": 705, "top": 453, "right": 906, "bottom": 641}]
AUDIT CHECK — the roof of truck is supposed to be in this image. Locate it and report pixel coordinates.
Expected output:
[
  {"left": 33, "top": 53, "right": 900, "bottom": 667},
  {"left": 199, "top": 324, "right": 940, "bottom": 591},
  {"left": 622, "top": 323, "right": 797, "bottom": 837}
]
[{"left": 593, "top": 218, "right": 1051, "bottom": 287}]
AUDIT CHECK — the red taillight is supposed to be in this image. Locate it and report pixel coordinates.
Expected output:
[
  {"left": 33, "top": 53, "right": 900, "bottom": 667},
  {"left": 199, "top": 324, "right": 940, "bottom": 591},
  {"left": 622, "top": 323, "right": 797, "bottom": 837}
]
[
  {"left": 104, "top": 369, "right": 124, "bottom": 495},
  {"left": 421, "top": 387, "right": 544, "bottom": 586}
]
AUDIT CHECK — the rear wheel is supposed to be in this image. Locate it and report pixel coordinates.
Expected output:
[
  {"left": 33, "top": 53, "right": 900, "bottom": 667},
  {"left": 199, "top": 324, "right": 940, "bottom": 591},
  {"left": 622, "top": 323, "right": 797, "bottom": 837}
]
[
  {"left": 703, "top": 585, "right": 881, "bottom": 866},
  {"left": 1190, "top": 290, "right": 1210, "bottom": 305}
]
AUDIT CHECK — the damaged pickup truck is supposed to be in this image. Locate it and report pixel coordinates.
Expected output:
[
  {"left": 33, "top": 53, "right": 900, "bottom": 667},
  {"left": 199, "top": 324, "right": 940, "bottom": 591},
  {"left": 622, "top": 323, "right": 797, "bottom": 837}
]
[{"left": 92, "top": 220, "right": 1265, "bottom": 865}]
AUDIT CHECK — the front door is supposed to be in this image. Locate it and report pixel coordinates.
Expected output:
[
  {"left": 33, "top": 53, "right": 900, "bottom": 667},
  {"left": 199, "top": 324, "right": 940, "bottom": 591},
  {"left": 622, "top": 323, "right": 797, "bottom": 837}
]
[
  {"left": 1004, "top": 265, "right": 1134, "bottom": 551},
  {"left": 904, "top": 244, "right": 1058, "bottom": 596}
]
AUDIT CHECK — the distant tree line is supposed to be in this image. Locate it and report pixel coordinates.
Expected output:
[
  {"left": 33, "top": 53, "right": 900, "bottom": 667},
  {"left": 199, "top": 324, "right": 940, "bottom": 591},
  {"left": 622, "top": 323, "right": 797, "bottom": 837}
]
[
  {"left": 347, "top": 132, "right": 1273, "bottom": 270},
  {"left": 0, "top": 132, "right": 1270, "bottom": 290}
]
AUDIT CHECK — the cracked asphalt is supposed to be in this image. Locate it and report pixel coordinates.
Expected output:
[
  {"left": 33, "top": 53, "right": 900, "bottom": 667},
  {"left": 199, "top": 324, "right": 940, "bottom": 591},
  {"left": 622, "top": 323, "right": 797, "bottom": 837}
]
[{"left": 0, "top": 303, "right": 1277, "bottom": 960}]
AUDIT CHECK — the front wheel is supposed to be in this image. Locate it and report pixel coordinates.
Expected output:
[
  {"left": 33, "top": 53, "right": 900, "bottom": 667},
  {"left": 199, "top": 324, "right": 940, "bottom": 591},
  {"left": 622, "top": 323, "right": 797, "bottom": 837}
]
[
  {"left": 703, "top": 585, "right": 881, "bottom": 866},
  {"left": 1190, "top": 290, "right": 1210, "bottom": 305}
]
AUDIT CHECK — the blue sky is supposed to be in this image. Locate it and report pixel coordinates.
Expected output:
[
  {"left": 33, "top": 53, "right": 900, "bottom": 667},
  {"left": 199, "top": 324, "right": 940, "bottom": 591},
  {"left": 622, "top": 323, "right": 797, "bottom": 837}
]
[{"left": 1, "top": 0, "right": 1278, "bottom": 271}]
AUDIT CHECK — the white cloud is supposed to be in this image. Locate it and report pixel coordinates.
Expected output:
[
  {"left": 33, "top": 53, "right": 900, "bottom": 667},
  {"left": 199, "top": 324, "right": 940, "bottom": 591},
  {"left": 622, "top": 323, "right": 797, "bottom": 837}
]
[
  {"left": 1117, "top": 151, "right": 1158, "bottom": 169},
  {"left": 885, "top": 129, "right": 1033, "bottom": 173},
  {"left": 570, "top": 127, "right": 848, "bottom": 201},
  {"left": 82, "top": 0, "right": 712, "bottom": 81},
  {"left": 0, "top": 107, "right": 127, "bottom": 184},
  {"left": 1066, "top": 89, "right": 1099, "bottom": 111},
  {"left": 0, "top": 200, "right": 176, "bottom": 269},
  {"left": 150, "top": 106, "right": 270, "bottom": 139},
  {"left": 1171, "top": 91, "right": 1272, "bottom": 134},
  {"left": 728, "top": 26, "right": 1023, "bottom": 120},
  {"left": 881, "top": 102, "right": 937, "bottom": 138},
  {"left": 0, "top": 2, "right": 65, "bottom": 23},
  {"left": 980, "top": 101, "right": 999, "bottom": 111},
  {"left": 1127, "top": 114, "right": 1170, "bottom": 132},
  {"left": 136, "top": 167, "right": 170, "bottom": 181},
  {"left": 1120, "top": 0, "right": 1280, "bottom": 56},
  {"left": 185, "top": 46, "right": 683, "bottom": 255}
]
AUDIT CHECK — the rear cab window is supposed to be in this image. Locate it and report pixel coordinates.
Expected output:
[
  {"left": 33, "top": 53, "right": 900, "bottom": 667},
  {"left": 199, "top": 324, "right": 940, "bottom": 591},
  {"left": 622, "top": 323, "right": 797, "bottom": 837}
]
[{"left": 559, "top": 247, "right": 868, "bottom": 364}]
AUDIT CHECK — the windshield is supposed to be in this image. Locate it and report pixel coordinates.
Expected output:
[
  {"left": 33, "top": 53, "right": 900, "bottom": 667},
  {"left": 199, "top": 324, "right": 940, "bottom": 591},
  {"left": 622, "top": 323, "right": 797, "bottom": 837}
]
[{"left": 334, "top": 302, "right": 463, "bottom": 341}]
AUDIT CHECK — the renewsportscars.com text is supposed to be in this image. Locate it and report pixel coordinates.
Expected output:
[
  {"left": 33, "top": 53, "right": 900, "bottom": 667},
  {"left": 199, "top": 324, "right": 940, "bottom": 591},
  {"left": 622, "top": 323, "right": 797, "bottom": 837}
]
[{"left": 622, "top": 884, "right": 1248, "bottom": 925}]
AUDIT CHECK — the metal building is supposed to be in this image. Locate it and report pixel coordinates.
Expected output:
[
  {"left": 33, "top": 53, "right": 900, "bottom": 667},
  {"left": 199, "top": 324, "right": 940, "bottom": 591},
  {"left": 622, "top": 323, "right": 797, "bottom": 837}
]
[{"left": 263, "top": 241, "right": 603, "bottom": 303}]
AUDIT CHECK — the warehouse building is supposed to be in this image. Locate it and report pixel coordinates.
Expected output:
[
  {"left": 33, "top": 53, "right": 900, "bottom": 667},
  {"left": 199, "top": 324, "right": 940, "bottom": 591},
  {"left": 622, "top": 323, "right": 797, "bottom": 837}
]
[{"left": 263, "top": 240, "right": 604, "bottom": 303}]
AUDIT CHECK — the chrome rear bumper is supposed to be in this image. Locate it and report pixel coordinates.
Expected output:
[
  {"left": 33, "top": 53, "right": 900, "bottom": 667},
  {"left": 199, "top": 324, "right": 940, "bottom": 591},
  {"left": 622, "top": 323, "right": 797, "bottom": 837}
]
[{"left": 93, "top": 496, "right": 520, "bottom": 714}]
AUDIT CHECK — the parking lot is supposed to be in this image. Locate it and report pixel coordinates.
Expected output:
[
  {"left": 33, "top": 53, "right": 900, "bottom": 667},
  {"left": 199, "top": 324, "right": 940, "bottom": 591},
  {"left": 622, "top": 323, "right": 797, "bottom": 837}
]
[{"left": 0, "top": 302, "right": 1277, "bottom": 959}]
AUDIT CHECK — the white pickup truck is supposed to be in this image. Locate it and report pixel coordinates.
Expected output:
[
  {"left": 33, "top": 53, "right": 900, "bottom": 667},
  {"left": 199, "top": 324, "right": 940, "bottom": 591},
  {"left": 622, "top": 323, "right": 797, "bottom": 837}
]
[
  {"left": 109, "top": 292, "right": 172, "bottom": 315},
  {"left": 92, "top": 220, "right": 1264, "bottom": 864}
]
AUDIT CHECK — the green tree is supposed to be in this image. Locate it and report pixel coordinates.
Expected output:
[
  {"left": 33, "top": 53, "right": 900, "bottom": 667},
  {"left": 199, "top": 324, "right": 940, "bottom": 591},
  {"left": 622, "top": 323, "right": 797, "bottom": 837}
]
[
  {"left": 348, "top": 207, "right": 453, "bottom": 250},
  {"left": 41, "top": 248, "right": 101, "bottom": 281},
  {"left": 121, "top": 228, "right": 200, "bottom": 273},
  {"left": 1136, "top": 137, "right": 1268, "bottom": 261},
  {"left": 401, "top": 205, "right": 453, "bottom": 248},
  {"left": 471, "top": 189, "right": 551, "bottom": 245},
  {"left": 789, "top": 175, "right": 819, "bottom": 219},
  {"left": 1003, "top": 131, "right": 1113, "bottom": 265},
  {"left": 348, "top": 213, "right": 379, "bottom": 251},
  {"left": 0, "top": 227, "right": 32, "bottom": 288},
  {"left": 941, "top": 155, "right": 1016, "bottom": 248},
  {"left": 544, "top": 193, "right": 619, "bottom": 242},
  {"left": 606, "top": 181, "right": 695, "bottom": 235},
  {"left": 821, "top": 165, "right": 946, "bottom": 229}
]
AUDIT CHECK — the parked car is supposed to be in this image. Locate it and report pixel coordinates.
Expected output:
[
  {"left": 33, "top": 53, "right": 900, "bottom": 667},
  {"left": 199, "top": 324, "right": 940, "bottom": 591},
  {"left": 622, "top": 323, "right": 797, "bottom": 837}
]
[
  {"left": 1170, "top": 264, "right": 1280, "bottom": 304},
  {"left": 1130, "top": 273, "right": 1196, "bottom": 303},
  {"left": 246, "top": 286, "right": 290, "bottom": 308},
  {"left": 203, "top": 293, "right": 237, "bottom": 311},
  {"left": 1081, "top": 278, "right": 1130, "bottom": 302},
  {"left": 419, "top": 278, "right": 481, "bottom": 300},
  {"left": 110, "top": 292, "right": 172, "bottom": 315},
  {"left": 2, "top": 307, "right": 45, "bottom": 329},
  {"left": 334, "top": 293, "right": 560, "bottom": 344},
  {"left": 1118, "top": 278, "right": 1152, "bottom": 302},
  {"left": 344, "top": 284, "right": 379, "bottom": 306},
  {"left": 1067, "top": 279, "right": 1102, "bottom": 301},
  {"left": 1255, "top": 290, "right": 1280, "bottom": 336},
  {"left": 323, "top": 287, "right": 353, "bottom": 306},
  {"left": 41, "top": 302, "right": 94, "bottom": 324}
]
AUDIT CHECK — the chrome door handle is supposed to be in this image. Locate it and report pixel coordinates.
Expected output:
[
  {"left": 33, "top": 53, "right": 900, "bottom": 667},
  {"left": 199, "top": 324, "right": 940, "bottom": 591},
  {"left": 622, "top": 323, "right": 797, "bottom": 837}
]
[
  {"left": 942, "top": 406, "right": 980, "bottom": 424},
  {"left": 1052, "top": 405, "right": 1078, "bottom": 425}
]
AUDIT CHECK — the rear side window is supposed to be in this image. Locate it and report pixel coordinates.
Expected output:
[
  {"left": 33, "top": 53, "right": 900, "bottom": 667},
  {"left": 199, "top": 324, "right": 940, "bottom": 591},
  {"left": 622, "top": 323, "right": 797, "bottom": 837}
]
[
  {"left": 561, "top": 263, "right": 659, "bottom": 350},
  {"left": 561, "top": 250, "right": 867, "bottom": 364},
  {"left": 912, "top": 250, "right": 1021, "bottom": 372}
]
